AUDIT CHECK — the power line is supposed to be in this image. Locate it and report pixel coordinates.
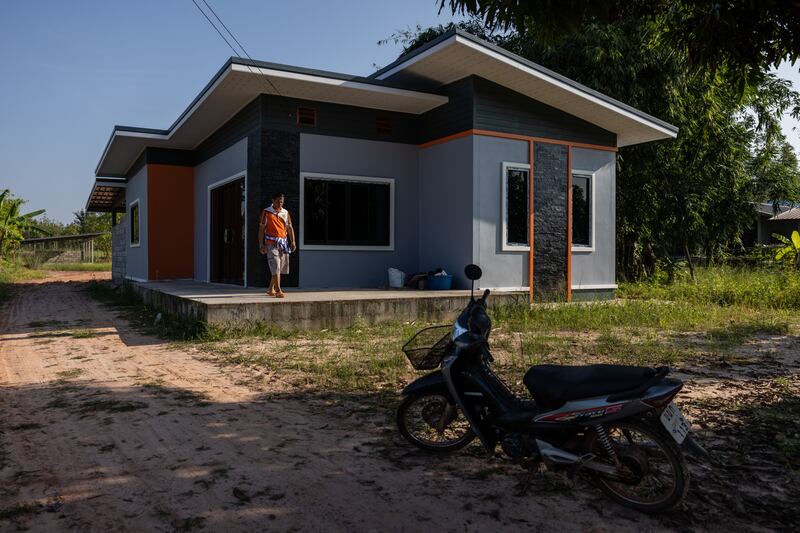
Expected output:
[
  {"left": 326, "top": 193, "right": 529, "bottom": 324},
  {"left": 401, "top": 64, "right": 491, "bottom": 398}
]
[{"left": 189, "top": 0, "right": 282, "bottom": 97}]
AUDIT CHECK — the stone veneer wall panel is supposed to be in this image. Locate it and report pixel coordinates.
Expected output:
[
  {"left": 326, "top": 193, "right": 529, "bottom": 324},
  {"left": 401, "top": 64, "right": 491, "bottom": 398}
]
[{"left": 533, "top": 142, "right": 569, "bottom": 297}]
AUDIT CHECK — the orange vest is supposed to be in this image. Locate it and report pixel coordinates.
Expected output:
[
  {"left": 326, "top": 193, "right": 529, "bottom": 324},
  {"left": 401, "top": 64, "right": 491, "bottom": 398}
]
[{"left": 260, "top": 207, "right": 287, "bottom": 239}]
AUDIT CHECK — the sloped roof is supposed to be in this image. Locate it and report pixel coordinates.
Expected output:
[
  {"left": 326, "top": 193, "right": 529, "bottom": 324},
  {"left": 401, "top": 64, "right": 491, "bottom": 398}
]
[
  {"left": 371, "top": 29, "right": 678, "bottom": 147},
  {"left": 94, "top": 59, "right": 448, "bottom": 177},
  {"left": 770, "top": 207, "right": 800, "bottom": 220}
]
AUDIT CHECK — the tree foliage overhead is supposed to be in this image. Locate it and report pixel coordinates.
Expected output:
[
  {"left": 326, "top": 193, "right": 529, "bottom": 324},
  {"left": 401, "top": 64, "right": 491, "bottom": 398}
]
[
  {"left": 385, "top": 15, "right": 800, "bottom": 279},
  {"left": 437, "top": 0, "right": 800, "bottom": 92}
]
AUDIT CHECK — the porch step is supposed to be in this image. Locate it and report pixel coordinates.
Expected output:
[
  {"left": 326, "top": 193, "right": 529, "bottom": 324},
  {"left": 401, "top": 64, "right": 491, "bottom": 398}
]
[{"left": 130, "top": 280, "right": 527, "bottom": 330}]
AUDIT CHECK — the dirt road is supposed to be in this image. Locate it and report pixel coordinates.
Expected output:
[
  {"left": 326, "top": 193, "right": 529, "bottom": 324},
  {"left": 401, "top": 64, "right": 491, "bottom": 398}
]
[{"left": 0, "top": 272, "right": 796, "bottom": 532}]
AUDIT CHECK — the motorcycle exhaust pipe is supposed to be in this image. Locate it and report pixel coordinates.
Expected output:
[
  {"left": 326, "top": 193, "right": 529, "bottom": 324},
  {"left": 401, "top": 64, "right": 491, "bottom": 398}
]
[{"left": 535, "top": 439, "right": 617, "bottom": 476}]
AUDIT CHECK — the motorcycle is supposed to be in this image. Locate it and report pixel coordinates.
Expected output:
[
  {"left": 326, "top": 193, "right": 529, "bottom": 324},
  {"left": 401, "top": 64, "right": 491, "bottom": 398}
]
[{"left": 397, "top": 264, "right": 706, "bottom": 513}]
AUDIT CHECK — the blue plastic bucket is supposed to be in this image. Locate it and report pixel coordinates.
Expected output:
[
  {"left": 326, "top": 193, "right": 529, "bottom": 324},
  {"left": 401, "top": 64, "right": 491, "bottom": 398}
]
[{"left": 426, "top": 275, "right": 453, "bottom": 290}]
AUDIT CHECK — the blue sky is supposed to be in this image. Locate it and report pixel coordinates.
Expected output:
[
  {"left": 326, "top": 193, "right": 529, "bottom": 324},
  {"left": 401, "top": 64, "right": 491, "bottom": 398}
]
[
  {"left": 0, "top": 0, "right": 461, "bottom": 223},
  {"left": 1, "top": 1, "right": 799, "bottom": 223}
]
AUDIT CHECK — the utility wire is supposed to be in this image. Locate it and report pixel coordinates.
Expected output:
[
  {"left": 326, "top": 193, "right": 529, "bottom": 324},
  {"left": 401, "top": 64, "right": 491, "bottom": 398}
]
[{"left": 190, "top": 0, "right": 282, "bottom": 96}]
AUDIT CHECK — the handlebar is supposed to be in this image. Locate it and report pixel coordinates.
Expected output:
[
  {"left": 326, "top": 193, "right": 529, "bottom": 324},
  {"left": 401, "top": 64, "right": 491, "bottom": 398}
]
[{"left": 480, "top": 288, "right": 490, "bottom": 303}]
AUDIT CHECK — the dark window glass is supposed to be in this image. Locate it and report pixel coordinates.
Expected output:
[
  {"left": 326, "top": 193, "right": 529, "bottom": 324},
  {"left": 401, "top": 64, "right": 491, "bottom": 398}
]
[
  {"left": 506, "top": 168, "right": 528, "bottom": 246},
  {"left": 572, "top": 174, "right": 591, "bottom": 247},
  {"left": 303, "top": 178, "right": 391, "bottom": 246},
  {"left": 130, "top": 203, "right": 139, "bottom": 245},
  {"left": 297, "top": 107, "right": 316, "bottom": 126}
]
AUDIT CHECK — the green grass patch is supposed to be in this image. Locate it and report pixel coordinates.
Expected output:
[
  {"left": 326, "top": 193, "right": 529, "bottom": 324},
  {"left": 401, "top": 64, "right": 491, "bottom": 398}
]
[
  {"left": 55, "top": 368, "right": 84, "bottom": 380},
  {"left": 619, "top": 266, "right": 800, "bottom": 310},
  {"left": 0, "top": 260, "right": 46, "bottom": 304},
  {"left": 41, "top": 262, "right": 111, "bottom": 272}
]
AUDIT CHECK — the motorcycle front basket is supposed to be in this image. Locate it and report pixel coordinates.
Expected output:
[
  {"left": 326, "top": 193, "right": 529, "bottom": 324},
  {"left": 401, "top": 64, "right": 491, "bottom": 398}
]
[{"left": 402, "top": 325, "right": 453, "bottom": 370}]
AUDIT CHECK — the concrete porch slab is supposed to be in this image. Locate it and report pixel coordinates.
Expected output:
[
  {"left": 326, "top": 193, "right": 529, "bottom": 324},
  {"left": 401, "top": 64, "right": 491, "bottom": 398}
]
[{"left": 130, "top": 280, "right": 528, "bottom": 329}]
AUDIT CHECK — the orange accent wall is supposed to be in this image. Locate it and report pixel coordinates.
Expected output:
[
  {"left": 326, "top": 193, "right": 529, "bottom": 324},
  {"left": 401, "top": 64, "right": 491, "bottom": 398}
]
[{"left": 147, "top": 164, "right": 194, "bottom": 280}]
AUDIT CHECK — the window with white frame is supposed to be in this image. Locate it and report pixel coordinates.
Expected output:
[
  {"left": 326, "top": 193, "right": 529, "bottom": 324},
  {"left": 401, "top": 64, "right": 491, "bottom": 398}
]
[
  {"left": 572, "top": 171, "right": 594, "bottom": 249},
  {"left": 502, "top": 163, "right": 530, "bottom": 250},
  {"left": 300, "top": 173, "right": 394, "bottom": 250},
  {"left": 129, "top": 200, "right": 140, "bottom": 246}
]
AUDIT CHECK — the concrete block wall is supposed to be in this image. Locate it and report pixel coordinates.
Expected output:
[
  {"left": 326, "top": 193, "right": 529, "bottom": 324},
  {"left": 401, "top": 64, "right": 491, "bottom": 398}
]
[{"left": 112, "top": 218, "right": 127, "bottom": 285}]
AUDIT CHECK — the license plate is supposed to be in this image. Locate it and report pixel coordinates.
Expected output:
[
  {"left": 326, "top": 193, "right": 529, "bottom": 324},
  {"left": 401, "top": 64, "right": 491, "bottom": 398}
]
[{"left": 660, "top": 403, "right": 690, "bottom": 444}]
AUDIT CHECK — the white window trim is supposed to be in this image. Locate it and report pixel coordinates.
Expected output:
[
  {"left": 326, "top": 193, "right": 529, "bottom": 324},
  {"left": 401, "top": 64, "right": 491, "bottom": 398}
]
[
  {"left": 206, "top": 172, "right": 248, "bottom": 286},
  {"left": 501, "top": 162, "right": 531, "bottom": 252},
  {"left": 299, "top": 172, "right": 395, "bottom": 251},
  {"left": 128, "top": 198, "right": 140, "bottom": 248},
  {"left": 571, "top": 169, "right": 596, "bottom": 253}
]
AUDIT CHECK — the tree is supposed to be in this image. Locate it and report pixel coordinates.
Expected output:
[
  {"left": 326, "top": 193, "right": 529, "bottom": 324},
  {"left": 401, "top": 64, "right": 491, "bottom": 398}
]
[
  {"left": 0, "top": 189, "right": 48, "bottom": 259},
  {"left": 70, "top": 209, "right": 113, "bottom": 259},
  {"left": 437, "top": 0, "right": 800, "bottom": 94}
]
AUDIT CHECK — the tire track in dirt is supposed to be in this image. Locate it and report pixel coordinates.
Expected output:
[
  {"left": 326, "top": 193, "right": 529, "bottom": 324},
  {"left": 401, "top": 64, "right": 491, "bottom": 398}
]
[{"left": 1, "top": 272, "right": 667, "bottom": 532}]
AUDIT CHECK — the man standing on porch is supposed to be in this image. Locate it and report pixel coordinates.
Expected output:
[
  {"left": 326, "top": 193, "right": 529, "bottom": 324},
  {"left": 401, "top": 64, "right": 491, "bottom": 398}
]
[{"left": 258, "top": 192, "right": 296, "bottom": 298}]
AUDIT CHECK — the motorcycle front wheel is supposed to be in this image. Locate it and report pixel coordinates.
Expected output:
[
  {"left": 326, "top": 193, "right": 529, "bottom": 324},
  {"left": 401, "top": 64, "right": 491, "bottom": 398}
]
[
  {"left": 583, "top": 419, "right": 689, "bottom": 513},
  {"left": 396, "top": 392, "right": 475, "bottom": 452}
]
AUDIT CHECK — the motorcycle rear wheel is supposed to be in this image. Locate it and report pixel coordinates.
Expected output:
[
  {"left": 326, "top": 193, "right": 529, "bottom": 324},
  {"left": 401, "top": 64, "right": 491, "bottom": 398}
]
[
  {"left": 397, "top": 392, "right": 475, "bottom": 453},
  {"left": 583, "top": 419, "right": 689, "bottom": 513}
]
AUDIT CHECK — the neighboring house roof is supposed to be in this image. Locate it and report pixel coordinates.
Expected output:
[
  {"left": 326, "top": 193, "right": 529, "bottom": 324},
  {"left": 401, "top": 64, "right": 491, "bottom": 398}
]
[
  {"left": 95, "top": 30, "right": 678, "bottom": 177},
  {"left": 770, "top": 207, "right": 800, "bottom": 220},
  {"left": 22, "top": 232, "right": 106, "bottom": 245},
  {"left": 371, "top": 29, "right": 678, "bottom": 147},
  {"left": 755, "top": 202, "right": 791, "bottom": 217}
]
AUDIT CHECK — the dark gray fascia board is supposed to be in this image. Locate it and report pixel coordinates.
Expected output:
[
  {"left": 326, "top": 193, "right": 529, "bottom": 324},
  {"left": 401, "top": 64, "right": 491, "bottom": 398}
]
[{"left": 370, "top": 28, "right": 678, "bottom": 135}]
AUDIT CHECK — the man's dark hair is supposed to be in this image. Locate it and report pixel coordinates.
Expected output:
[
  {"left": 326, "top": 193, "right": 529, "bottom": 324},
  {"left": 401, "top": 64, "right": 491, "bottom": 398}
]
[{"left": 272, "top": 192, "right": 285, "bottom": 200}]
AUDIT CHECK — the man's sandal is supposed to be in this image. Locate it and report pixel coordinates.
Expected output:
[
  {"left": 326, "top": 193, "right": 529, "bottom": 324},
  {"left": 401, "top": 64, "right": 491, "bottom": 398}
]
[
  {"left": 267, "top": 289, "right": 277, "bottom": 297},
  {"left": 276, "top": 292, "right": 285, "bottom": 298}
]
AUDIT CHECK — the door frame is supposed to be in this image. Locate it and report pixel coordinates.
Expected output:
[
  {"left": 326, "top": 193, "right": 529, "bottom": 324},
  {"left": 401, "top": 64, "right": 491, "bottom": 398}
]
[{"left": 207, "top": 171, "right": 247, "bottom": 286}]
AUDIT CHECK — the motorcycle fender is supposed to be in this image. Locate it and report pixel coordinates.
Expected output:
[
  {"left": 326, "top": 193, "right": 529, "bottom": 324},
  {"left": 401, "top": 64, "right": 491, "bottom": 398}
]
[
  {"left": 401, "top": 370, "right": 448, "bottom": 397},
  {"left": 681, "top": 433, "right": 709, "bottom": 459}
]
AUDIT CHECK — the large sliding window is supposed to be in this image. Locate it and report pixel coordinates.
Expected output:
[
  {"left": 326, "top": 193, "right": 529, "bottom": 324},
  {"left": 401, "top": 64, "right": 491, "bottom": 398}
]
[
  {"left": 501, "top": 163, "right": 530, "bottom": 251},
  {"left": 300, "top": 173, "right": 394, "bottom": 250},
  {"left": 572, "top": 171, "right": 594, "bottom": 250}
]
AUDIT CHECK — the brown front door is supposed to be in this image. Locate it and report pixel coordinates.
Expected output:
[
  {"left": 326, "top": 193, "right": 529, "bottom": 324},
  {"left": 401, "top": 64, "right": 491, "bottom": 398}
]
[{"left": 210, "top": 178, "right": 244, "bottom": 285}]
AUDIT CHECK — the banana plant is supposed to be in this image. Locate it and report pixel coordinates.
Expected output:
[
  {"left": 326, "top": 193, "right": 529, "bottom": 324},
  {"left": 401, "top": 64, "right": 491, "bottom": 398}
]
[
  {"left": 0, "top": 189, "right": 48, "bottom": 259},
  {"left": 772, "top": 230, "right": 800, "bottom": 269}
]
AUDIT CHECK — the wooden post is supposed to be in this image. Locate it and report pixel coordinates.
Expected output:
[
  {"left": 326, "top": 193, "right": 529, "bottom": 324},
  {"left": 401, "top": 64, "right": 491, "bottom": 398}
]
[
  {"left": 567, "top": 146, "right": 573, "bottom": 303},
  {"left": 528, "top": 140, "right": 534, "bottom": 304}
]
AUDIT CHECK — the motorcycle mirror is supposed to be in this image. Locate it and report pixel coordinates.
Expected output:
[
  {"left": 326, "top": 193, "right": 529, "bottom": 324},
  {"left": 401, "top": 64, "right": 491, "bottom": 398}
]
[
  {"left": 464, "top": 264, "right": 482, "bottom": 300},
  {"left": 464, "top": 264, "right": 482, "bottom": 281}
]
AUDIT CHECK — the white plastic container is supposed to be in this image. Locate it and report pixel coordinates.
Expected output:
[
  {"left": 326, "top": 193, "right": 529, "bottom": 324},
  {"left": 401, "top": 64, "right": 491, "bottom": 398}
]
[{"left": 387, "top": 268, "right": 405, "bottom": 288}]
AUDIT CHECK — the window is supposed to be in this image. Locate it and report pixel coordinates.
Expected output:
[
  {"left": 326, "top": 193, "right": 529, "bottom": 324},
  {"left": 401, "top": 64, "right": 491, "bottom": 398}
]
[
  {"left": 301, "top": 173, "right": 394, "bottom": 250},
  {"left": 129, "top": 200, "right": 140, "bottom": 246},
  {"left": 297, "top": 107, "right": 316, "bottom": 126},
  {"left": 501, "top": 163, "right": 530, "bottom": 250},
  {"left": 572, "top": 172, "right": 594, "bottom": 250},
  {"left": 376, "top": 117, "right": 392, "bottom": 135}
]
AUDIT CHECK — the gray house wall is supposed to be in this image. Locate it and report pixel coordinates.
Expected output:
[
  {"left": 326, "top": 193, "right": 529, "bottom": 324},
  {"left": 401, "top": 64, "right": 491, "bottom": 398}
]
[
  {"left": 298, "top": 133, "right": 419, "bottom": 288},
  {"left": 418, "top": 135, "right": 474, "bottom": 288},
  {"left": 193, "top": 138, "right": 248, "bottom": 283},
  {"left": 473, "top": 135, "right": 530, "bottom": 289},
  {"left": 570, "top": 148, "right": 616, "bottom": 289},
  {"left": 125, "top": 165, "right": 148, "bottom": 281}
]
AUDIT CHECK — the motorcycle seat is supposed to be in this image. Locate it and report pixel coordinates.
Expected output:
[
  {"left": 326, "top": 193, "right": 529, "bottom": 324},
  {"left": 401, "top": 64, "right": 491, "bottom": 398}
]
[{"left": 523, "top": 364, "right": 659, "bottom": 408}]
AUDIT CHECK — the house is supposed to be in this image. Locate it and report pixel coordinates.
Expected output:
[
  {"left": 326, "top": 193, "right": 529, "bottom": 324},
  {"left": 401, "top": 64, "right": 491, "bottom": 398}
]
[
  {"left": 85, "top": 29, "right": 677, "bottom": 300},
  {"left": 743, "top": 203, "right": 799, "bottom": 246}
]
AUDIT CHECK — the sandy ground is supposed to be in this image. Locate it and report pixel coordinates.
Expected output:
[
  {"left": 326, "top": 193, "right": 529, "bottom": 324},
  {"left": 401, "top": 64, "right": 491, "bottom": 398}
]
[{"left": 0, "top": 272, "right": 797, "bottom": 532}]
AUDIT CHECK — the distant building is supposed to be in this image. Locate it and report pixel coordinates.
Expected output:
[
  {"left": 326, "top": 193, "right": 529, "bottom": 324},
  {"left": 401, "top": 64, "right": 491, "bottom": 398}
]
[{"left": 743, "top": 203, "right": 799, "bottom": 246}]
